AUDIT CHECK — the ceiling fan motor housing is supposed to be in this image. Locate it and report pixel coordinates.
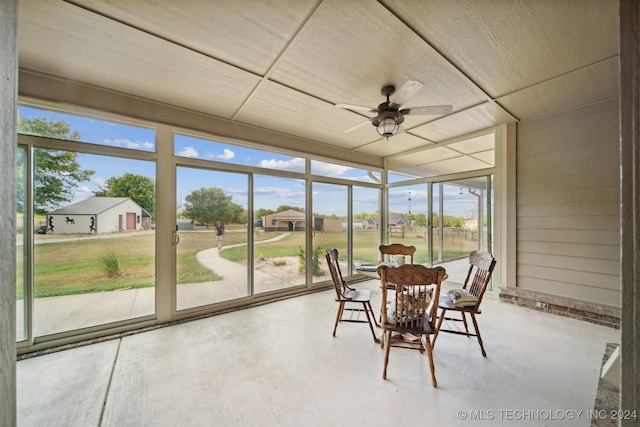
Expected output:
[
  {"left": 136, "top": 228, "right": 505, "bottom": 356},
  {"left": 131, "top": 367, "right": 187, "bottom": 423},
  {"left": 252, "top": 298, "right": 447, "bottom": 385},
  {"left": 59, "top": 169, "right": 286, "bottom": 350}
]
[{"left": 372, "top": 104, "right": 404, "bottom": 127}]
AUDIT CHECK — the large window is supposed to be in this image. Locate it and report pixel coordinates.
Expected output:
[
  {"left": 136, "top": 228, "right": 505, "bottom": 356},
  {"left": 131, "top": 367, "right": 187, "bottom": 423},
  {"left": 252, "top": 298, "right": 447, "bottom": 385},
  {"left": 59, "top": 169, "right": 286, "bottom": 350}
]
[
  {"left": 15, "top": 103, "right": 501, "bottom": 352},
  {"left": 17, "top": 106, "right": 157, "bottom": 340},
  {"left": 433, "top": 177, "right": 493, "bottom": 284},
  {"left": 176, "top": 167, "right": 249, "bottom": 310},
  {"left": 352, "top": 185, "right": 381, "bottom": 267},
  {"left": 387, "top": 183, "right": 430, "bottom": 264},
  {"left": 16, "top": 146, "right": 27, "bottom": 343},
  {"left": 312, "top": 182, "right": 348, "bottom": 284},
  {"left": 253, "top": 174, "right": 307, "bottom": 293}
]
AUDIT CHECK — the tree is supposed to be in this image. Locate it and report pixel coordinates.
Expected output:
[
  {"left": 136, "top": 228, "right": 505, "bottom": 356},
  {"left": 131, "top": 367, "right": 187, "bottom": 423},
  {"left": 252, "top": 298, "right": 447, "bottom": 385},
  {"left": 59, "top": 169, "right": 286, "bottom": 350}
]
[
  {"left": 276, "top": 205, "right": 303, "bottom": 212},
  {"left": 183, "top": 187, "right": 242, "bottom": 227},
  {"left": 18, "top": 114, "right": 95, "bottom": 214},
  {"left": 255, "top": 208, "right": 274, "bottom": 219},
  {"left": 95, "top": 173, "right": 155, "bottom": 220},
  {"left": 413, "top": 213, "right": 427, "bottom": 227}
]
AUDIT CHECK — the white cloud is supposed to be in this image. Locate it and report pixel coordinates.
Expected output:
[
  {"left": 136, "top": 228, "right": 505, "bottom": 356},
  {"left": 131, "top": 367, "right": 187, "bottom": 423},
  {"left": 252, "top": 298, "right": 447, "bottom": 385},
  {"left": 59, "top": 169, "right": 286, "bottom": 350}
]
[
  {"left": 103, "top": 138, "right": 155, "bottom": 150},
  {"left": 258, "top": 157, "right": 305, "bottom": 171},
  {"left": 312, "top": 161, "right": 351, "bottom": 177},
  {"left": 178, "top": 146, "right": 199, "bottom": 158},
  {"left": 73, "top": 185, "right": 94, "bottom": 200},
  {"left": 254, "top": 186, "right": 304, "bottom": 200},
  {"left": 226, "top": 187, "right": 247, "bottom": 196},
  {"left": 217, "top": 148, "right": 235, "bottom": 160}
]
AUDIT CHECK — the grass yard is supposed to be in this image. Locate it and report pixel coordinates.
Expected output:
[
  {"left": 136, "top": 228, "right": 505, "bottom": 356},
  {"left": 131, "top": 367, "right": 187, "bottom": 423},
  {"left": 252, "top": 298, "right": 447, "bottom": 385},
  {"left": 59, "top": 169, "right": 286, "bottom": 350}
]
[{"left": 17, "top": 227, "right": 479, "bottom": 299}]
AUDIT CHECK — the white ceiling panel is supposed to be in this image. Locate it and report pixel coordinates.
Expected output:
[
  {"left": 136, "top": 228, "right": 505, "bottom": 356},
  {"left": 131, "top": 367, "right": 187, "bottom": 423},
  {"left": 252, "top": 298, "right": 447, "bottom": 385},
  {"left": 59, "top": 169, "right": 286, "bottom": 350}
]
[
  {"left": 392, "top": 146, "right": 463, "bottom": 166},
  {"left": 71, "top": 0, "right": 319, "bottom": 76},
  {"left": 236, "top": 80, "right": 374, "bottom": 149},
  {"left": 19, "top": 0, "right": 261, "bottom": 119},
  {"left": 270, "top": 0, "right": 487, "bottom": 111},
  {"left": 354, "top": 132, "right": 436, "bottom": 157},
  {"left": 470, "top": 150, "right": 495, "bottom": 166},
  {"left": 498, "top": 57, "right": 620, "bottom": 120},
  {"left": 384, "top": 0, "right": 619, "bottom": 98},
  {"left": 389, "top": 154, "right": 490, "bottom": 178},
  {"left": 410, "top": 102, "right": 516, "bottom": 142},
  {"left": 447, "top": 133, "right": 495, "bottom": 154}
]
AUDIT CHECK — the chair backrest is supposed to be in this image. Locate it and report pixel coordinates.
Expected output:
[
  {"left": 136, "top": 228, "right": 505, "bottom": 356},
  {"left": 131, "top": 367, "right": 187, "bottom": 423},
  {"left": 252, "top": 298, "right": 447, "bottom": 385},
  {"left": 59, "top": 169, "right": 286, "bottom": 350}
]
[
  {"left": 379, "top": 243, "right": 416, "bottom": 264},
  {"left": 325, "top": 248, "right": 347, "bottom": 300},
  {"left": 462, "top": 251, "right": 497, "bottom": 308},
  {"left": 378, "top": 264, "right": 445, "bottom": 331}
]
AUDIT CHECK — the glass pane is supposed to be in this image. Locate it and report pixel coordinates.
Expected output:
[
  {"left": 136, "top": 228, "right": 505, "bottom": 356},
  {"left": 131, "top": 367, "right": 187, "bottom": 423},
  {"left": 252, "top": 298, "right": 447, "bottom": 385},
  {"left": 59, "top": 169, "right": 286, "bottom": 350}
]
[
  {"left": 175, "top": 134, "right": 305, "bottom": 173},
  {"left": 18, "top": 105, "right": 155, "bottom": 152},
  {"left": 176, "top": 167, "right": 249, "bottom": 310},
  {"left": 433, "top": 176, "right": 492, "bottom": 285},
  {"left": 16, "top": 146, "right": 27, "bottom": 342},
  {"left": 352, "top": 186, "right": 381, "bottom": 267},
  {"left": 387, "top": 184, "right": 429, "bottom": 264},
  {"left": 33, "top": 150, "right": 156, "bottom": 336},
  {"left": 253, "top": 174, "right": 306, "bottom": 292},
  {"left": 312, "top": 183, "right": 347, "bottom": 284},
  {"left": 311, "top": 159, "right": 381, "bottom": 183}
]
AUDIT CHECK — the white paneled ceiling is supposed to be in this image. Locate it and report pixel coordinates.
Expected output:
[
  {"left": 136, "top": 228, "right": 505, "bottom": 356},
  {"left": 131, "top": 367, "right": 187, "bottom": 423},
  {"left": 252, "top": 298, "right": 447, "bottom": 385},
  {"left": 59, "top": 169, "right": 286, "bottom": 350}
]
[{"left": 17, "top": 0, "right": 619, "bottom": 176}]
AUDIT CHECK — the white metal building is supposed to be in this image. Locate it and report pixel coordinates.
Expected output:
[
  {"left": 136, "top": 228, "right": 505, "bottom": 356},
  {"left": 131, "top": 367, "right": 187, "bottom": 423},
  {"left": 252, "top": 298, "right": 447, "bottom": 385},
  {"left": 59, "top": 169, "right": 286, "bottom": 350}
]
[{"left": 46, "top": 197, "right": 151, "bottom": 234}]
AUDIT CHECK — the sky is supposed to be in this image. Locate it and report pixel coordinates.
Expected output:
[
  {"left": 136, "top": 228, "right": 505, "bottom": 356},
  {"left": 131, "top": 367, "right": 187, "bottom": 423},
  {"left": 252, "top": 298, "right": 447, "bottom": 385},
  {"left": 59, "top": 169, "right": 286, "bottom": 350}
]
[{"left": 18, "top": 105, "right": 479, "bottom": 218}]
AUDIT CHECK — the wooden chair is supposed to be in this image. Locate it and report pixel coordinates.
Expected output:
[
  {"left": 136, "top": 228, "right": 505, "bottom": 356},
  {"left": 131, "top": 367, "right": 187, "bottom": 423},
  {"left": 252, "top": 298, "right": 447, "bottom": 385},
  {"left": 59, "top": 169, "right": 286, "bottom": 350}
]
[
  {"left": 377, "top": 244, "right": 418, "bottom": 322},
  {"left": 325, "top": 249, "right": 379, "bottom": 344},
  {"left": 379, "top": 243, "right": 416, "bottom": 264},
  {"left": 378, "top": 264, "right": 445, "bottom": 387},
  {"left": 432, "top": 251, "right": 497, "bottom": 357}
]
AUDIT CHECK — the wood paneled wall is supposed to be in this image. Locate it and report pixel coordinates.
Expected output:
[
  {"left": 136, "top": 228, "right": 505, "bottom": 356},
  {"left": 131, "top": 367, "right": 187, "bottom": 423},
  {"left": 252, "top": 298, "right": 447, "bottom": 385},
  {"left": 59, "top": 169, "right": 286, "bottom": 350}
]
[{"left": 516, "top": 98, "right": 620, "bottom": 306}]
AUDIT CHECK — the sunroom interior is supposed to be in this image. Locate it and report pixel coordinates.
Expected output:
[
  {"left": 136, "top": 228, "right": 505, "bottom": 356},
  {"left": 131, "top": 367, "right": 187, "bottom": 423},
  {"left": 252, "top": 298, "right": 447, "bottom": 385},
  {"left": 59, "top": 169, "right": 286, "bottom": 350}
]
[{"left": 2, "top": 0, "right": 639, "bottom": 425}]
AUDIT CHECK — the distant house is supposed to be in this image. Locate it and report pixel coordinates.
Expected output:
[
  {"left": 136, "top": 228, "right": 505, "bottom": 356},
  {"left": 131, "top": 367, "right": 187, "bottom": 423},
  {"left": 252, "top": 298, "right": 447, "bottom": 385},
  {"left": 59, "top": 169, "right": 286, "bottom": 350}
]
[
  {"left": 46, "top": 197, "right": 151, "bottom": 234},
  {"left": 346, "top": 219, "right": 368, "bottom": 230},
  {"left": 313, "top": 217, "right": 342, "bottom": 233},
  {"left": 262, "top": 209, "right": 306, "bottom": 232},
  {"left": 366, "top": 218, "right": 378, "bottom": 230}
]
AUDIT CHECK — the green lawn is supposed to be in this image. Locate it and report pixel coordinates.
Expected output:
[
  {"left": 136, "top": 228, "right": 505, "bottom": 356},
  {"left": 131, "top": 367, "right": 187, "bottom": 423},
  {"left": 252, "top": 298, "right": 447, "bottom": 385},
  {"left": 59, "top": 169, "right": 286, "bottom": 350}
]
[{"left": 17, "top": 228, "right": 478, "bottom": 299}]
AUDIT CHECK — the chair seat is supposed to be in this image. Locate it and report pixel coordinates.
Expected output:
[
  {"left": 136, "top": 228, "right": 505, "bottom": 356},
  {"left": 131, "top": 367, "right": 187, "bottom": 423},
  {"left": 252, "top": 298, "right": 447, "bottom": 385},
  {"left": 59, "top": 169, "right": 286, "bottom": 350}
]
[
  {"left": 382, "top": 321, "right": 435, "bottom": 335},
  {"left": 342, "top": 289, "right": 372, "bottom": 302},
  {"left": 438, "top": 295, "right": 482, "bottom": 313}
]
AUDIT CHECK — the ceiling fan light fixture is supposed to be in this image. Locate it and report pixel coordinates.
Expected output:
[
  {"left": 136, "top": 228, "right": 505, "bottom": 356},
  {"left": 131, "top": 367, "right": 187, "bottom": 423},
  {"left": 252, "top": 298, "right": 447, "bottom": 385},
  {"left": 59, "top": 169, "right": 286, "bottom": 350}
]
[{"left": 377, "top": 117, "right": 399, "bottom": 139}]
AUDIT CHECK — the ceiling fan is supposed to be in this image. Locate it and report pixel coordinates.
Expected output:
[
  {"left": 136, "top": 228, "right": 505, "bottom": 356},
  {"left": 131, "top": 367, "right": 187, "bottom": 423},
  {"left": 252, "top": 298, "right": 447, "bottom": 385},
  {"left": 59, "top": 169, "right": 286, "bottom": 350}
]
[{"left": 336, "top": 80, "right": 452, "bottom": 139}]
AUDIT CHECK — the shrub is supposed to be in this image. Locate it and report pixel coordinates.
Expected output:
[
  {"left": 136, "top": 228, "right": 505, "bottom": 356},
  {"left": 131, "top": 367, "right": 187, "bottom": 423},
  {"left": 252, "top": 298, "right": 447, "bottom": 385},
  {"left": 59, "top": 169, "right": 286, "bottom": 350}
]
[
  {"left": 100, "top": 251, "right": 122, "bottom": 277},
  {"left": 297, "top": 246, "right": 324, "bottom": 277}
]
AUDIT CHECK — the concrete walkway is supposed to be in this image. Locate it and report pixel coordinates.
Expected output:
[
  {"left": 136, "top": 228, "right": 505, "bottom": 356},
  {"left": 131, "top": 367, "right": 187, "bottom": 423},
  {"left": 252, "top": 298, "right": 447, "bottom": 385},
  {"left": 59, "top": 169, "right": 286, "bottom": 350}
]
[
  {"left": 17, "top": 232, "right": 469, "bottom": 338},
  {"left": 17, "top": 233, "right": 299, "bottom": 337},
  {"left": 178, "top": 232, "right": 297, "bottom": 309}
]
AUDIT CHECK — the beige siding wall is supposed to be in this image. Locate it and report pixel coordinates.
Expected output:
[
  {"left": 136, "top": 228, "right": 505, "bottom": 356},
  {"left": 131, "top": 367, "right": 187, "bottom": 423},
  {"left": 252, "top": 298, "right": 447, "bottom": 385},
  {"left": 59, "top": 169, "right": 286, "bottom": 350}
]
[{"left": 516, "top": 98, "right": 620, "bottom": 306}]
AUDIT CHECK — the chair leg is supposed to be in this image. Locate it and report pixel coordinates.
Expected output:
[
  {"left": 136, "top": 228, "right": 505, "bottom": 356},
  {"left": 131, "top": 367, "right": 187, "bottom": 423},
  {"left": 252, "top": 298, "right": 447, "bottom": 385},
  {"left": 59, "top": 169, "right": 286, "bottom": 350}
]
[
  {"left": 333, "top": 302, "right": 344, "bottom": 337},
  {"left": 382, "top": 330, "right": 391, "bottom": 379},
  {"left": 461, "top": 312, "right": 470, "bottom": 335},
  {"left": 423, "top": 336, "right": 437, "bottom": 387},
  {"left": 366, "top": 301, "right": 379, "bottom": 327},
  {"left": 432, "top": 308, "right": 446, "bottom": 348},
  {"left": 470, "top": 313, "right": 486, "bottom": 357},
  {"left": 363, "top": 302, "right": 380, "bottom": 343}
]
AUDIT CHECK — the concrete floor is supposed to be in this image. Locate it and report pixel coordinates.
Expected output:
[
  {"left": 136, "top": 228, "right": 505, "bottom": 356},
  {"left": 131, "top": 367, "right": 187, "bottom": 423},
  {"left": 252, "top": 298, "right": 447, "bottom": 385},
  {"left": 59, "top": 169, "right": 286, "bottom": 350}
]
[{"left": 17, "top": 279, "right": 620, "bottom": 427}]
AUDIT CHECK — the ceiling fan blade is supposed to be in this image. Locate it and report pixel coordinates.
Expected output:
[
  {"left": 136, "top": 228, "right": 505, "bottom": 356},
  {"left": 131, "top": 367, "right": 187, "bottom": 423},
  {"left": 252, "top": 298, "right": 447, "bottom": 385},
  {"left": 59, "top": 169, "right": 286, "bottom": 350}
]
[
  {"left": 344, "top": 118, "right": 373, "bottom": 132},
  {"left": 401, "top": 105, "right": 453, "bottom": 115},
  {"left": 389, "top": 80, "right": 424, "bottom": 108},
  {"left": 336, "top": 103, "right": 378, "bottom": 113}
]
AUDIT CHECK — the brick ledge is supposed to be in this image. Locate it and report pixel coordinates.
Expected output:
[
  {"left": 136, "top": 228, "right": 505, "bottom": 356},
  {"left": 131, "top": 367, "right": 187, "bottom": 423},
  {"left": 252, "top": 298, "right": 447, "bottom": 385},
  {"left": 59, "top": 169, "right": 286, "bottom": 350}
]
[{"left": 499, "top": 287, "right": 620, "bottom": 329}]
